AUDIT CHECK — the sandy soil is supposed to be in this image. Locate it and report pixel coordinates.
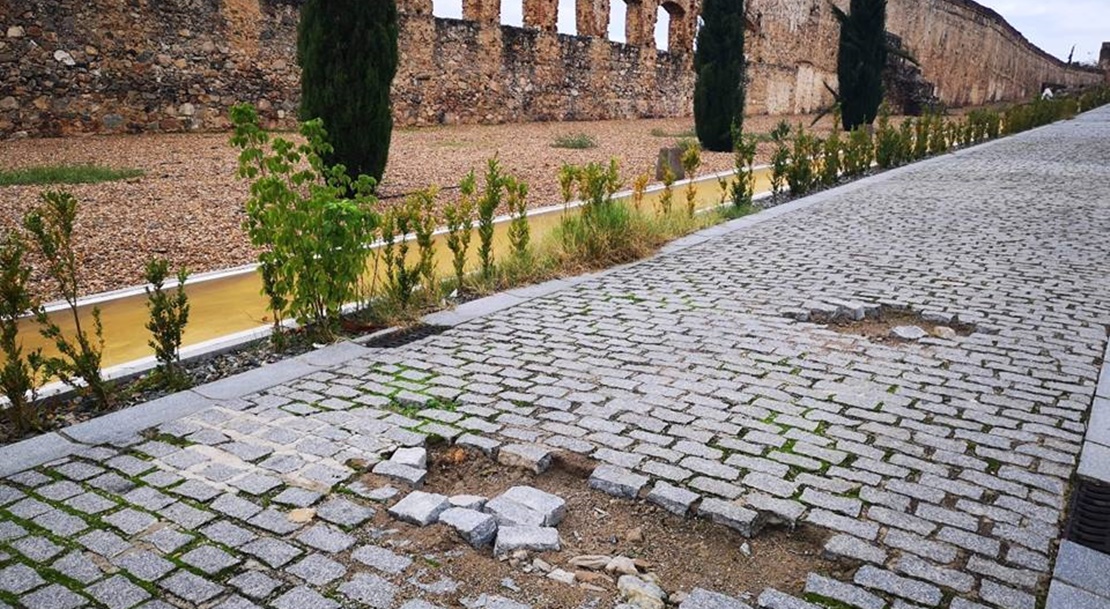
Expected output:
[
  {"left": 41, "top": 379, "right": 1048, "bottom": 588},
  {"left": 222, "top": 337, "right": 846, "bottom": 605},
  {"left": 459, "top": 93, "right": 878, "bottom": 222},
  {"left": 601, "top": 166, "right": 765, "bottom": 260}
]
[
  {"left": 346, "top": 445, "right": 842, "bottom": 609},
  {"left": 0, "top": 114, "right": 837, "bottom": 300}
]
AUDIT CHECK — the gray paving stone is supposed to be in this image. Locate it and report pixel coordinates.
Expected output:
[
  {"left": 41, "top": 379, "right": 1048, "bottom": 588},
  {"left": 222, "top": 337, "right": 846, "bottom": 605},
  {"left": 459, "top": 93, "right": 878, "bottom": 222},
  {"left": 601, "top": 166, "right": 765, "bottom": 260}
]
[
  {"left": 104, "top": 508, "right": 159, "bottom": 536},
  {"left": 112, "top": 550, "right": 176, "bottom": 582},
  {"left": 389, "top": 490, "right": 451, "bottom": 525},
  {"left": 12, "top": 535, "right": 64, "bottom": 561},
  {"left": 142, "top": 527, "right": 193, "bottom": 553},
  {"left": 823, "top": 534, "right": 887, "bottom": 565},
  {"left": 201, "top": 520, "right": 257, "bottom": 547},
  {"left": 273, "top": 486, "right": 324, "bottom": 508},
  {"left": 979, "top": 579, "right": 1035, "bottom": 609},
  {"left": 589, "top": 464, "right": 649, "bottom": 498},
  {"left": 372, "top": 460, "right": 427, "bottom": 487},
  {"left": 77, "top": 529, "right": 131, "bottom": 557},
  {"left": 647, "top": 481, "right": 700, "bottom": 516},
  {"left": 494, "top": 525, "right": 560, "bottom": 555},
  {"left": 679, "top": 588, "right": 752, "bottom": 608},
  {"left": 159, "top": 570, "right": 225, "bottom": 603},
  {"left": 804, "top": 573, "right": 884, "bottom": 609},
  {"left": 0, "top": 563, "right": 45, "bottom": 594},
  {"left": 438, "top": 507, "right": 499, "bottom": 547},
  {"left": 0, "top": 520, "right": 26, "bottom": 542},
  {"left": 247, "top": 507, "right": 304, "bottom": 534},
  {"left": 1054, "top": 541, "right": 1110, "bottom": 598},
  {"left": 1045, "top": 580, "right": 1110, "bottom": 609},
  {"left": 338, "top": 573, "right": 398, "bottom": 609},
  {"left": 180, "top": 544, "right": 240, "bottom": 574},
  {"left": 52, "top": 550, "right": 105, "bottom": 583},
  {"left": 88, "top": 574, "right": 151, "bottom": 609},
  {"left": 696, "top": 497, "right": 762, "bottom": 537},
  {"left": 288, "top": 553, "right": 347, "bottom": 585},
  {"left": 21, "top": 583, "right": 87, "bottom": 609},
  {"left": 756, "top": 588, "right": 823, "bottom": 609},
  {"left": 484, "top": 494, "right": 546, "bottom": 527},
  {"left": 352, "top": 544, "right": 414, "bottom": 574},
  {"left": 65, "top": 491, "right": 117, "bottom": 514},
  {"left": 500, "top": 486, "right": 567, "bottom": 526},
  {"left": 241, "top": 537, "right": 303, "bottom": 567},
  {"left": 229, "top": 570, "right": 284, "bottom": 598},
  {"left": 317, "top": 496, "right": 375, "bottom": 526},
  {"left": 273, "top": 585, "right": 340, "bottom": 609},
  {"left": 497, "top": 443, "right": 553, "bottom": 473}
]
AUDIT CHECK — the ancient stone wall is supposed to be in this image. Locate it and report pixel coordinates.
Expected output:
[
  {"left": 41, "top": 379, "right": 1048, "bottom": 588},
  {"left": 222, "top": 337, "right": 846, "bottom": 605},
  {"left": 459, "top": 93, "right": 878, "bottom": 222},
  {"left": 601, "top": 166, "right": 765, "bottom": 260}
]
[
  {"left": 745, "top": 0, "right": 1106, "bottom": 115},
  {"left": 0, "top": 0, "right": 1104, "bottom": 138}
]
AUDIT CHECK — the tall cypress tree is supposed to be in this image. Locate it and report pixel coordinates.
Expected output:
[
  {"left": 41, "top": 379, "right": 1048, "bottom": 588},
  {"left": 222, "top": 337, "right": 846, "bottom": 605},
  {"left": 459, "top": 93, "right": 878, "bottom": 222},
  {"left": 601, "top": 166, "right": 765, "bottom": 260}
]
[
  {"left": 833, "top": 0, "right": 888, "bottom": 131},
  {"left": 694, "top": 0, "right": 747, "bottom": 152},
  {"left": 297, "top": 0, "right": 399, "bottom": 183}
]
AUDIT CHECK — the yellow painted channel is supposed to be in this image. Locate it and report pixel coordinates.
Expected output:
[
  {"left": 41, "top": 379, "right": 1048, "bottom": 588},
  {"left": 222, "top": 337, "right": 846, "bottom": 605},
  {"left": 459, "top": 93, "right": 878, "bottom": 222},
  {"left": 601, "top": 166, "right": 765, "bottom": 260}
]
[{"left": 15, "top": 168, "right": 774, "bottom": 370}]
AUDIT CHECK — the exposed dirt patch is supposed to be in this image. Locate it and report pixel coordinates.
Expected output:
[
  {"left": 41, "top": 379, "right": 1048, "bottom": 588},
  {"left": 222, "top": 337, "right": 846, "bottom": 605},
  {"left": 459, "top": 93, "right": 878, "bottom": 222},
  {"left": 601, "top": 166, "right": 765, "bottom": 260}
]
[
  {"left": 820, "top": 306, "right": 977, "bottom": 344},
  {"left": 355, "top": 447, "right": 842, "bottom": 608}
]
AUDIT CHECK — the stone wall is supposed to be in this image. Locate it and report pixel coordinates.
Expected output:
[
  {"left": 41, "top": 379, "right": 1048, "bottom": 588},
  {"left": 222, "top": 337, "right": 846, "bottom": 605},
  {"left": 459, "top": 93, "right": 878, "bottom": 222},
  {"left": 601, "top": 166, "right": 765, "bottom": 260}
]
[
  {"left": 745, "top": 0, "right": 1106, "bottom": 115},
  {"left": 0, "top": 0, "right": 1104, "bottom": 138}
]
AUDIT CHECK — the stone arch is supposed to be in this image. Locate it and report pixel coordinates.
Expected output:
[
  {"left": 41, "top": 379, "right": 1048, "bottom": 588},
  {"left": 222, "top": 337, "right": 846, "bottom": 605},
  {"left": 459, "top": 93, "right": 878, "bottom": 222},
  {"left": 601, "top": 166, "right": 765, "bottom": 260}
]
[{"left": 659, "top": 0, "right": 691, "bottom": 53}]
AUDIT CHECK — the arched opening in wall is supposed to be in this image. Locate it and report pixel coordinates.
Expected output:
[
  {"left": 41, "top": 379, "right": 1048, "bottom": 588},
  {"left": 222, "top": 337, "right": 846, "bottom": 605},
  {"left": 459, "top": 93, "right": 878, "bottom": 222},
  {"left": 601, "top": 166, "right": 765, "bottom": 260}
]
[
  {"left": 433, "top": 0, "right": 464, "bottom": 19},
  {"left": 654, "top": 5, "right": 669, "bottom": 51},
  {"left": 557, "top": 0, "right": 576, "bottom": 34},
  {"left": 658, "top": 1, "right": 686, "bottom": 53},
  {"left": 502, "top": 0, "right": 524, "bottom": 26},
  {"left": 608, "top": 0, "right": 628, "bottom": 43}
]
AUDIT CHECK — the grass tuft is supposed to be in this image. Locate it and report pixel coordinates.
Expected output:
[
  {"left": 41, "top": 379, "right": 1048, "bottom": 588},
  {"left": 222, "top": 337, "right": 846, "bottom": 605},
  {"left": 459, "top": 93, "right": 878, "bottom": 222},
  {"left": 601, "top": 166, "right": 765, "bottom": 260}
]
[
  {"left": 0, "top": 164, "right": 144, "bottom": 186},
  {"left": 551, "top": 133, "right": 598, "bottom": 150}
]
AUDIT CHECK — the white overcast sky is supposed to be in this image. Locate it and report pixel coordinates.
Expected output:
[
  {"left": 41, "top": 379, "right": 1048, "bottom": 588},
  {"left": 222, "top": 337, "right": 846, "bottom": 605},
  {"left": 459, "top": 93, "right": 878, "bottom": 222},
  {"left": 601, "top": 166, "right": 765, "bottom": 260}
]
[{"left": 431, "top": 0, "right": 1107, "bottom": 62}]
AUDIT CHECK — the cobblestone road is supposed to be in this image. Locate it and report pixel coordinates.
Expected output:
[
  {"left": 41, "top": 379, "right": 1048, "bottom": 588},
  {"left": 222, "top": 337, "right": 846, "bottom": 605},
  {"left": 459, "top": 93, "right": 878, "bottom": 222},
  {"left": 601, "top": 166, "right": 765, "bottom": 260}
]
[{"left": 3, "top": 108, "right": 1110, "bottom": 609}]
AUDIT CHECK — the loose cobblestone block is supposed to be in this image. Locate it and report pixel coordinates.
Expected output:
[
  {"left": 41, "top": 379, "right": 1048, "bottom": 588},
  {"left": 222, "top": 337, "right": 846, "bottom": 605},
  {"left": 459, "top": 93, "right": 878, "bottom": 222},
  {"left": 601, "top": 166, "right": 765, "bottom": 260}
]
[
  {"left": 494, "top": 526, "right": 560, "bottom": 555},
  {"left": 804, "top": 573, "right": 884, "bottom": 609},
  {"left": 389, "top": 491, "right": 451, "bottom": 526},
  {"left": 697, "top": 498, "right": 762, "bottom": 538},
  {"left": 679, "top": 588, "right": 751, "bottom": 608},
  {"left": 756, "top": 588, "right": 823, "bottom": 609},
  {"left": 823, "top": 535, "right": 887, "bottom": 565},
  {"left": 288, "top": 554, "right": 347, "bottom": 585},
  {"left": 338, "top": 573, "right": 398, "bottom": 609},
  {"left": 589, "top": 465, "right": 649, "bottom": 498},
  {"left": 484, "top": 495, "right": 545, "bottom": 527},
  {"left": 853, "top": 565, "right": 942, "bottom": 606},
  {"left": 497, "top": 443, "right": 553, "bottom": 473},
  {"left": 372, "top": 460, "right": 427, "bottom": 488},
  {"left": 297, "top": 523, "right": 357, "bottom": 553},
  {"left": 500, "top": 486, "right": 566, "bottom": 526},
  {"left": 450, "top": 494, "right": 488, "bottom": 510},
  {"left": 317, "top": 497, "right": 375, "bottom": 526},
  {"left": 647, "top": 481, "right": 700, "bottom": 516},
  {"left": 439, "top": 507, "right": 498, "bottom": 547}
]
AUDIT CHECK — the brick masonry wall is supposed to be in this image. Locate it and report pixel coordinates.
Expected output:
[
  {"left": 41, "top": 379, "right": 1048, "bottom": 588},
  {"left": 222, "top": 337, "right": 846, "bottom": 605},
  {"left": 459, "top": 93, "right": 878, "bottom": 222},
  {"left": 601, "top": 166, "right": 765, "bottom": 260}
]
[{"left": 0, "top": 0, "right": 1103, "bottom": 137}]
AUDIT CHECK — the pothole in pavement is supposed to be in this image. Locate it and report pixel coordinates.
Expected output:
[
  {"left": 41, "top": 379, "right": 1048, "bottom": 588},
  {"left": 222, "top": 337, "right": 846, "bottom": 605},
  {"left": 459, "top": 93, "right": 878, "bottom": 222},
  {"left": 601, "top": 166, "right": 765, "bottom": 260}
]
[
  {"left": 352, "top": 445, "right": 846, "bottom": 608},
  {"left": 781, "top": 301, "right": 980, "bottom": 343}
]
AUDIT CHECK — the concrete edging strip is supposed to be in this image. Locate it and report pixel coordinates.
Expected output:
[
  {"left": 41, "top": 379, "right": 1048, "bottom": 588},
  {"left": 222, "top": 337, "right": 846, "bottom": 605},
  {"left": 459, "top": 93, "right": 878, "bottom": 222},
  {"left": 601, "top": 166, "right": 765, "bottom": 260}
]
[{"left": 0, "top": 433, "right": 80, "bottom": 478}]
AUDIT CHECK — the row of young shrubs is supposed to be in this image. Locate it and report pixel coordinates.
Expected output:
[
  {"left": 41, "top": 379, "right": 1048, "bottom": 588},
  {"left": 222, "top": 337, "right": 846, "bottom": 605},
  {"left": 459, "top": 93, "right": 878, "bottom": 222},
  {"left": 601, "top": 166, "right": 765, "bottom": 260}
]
[
  {"left": 3, "top": 88, "right": 1108, "bottom": 437},
  {"left": 764, "top": 88, "right": 1110, "bottom": 201}
]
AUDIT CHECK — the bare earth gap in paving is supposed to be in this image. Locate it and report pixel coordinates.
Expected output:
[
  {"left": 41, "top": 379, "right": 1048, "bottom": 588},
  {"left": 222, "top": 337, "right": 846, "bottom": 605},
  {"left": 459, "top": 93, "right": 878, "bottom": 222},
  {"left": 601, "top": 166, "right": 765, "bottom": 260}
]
[{"left": 1, "top": 108, "right": 1109, "bottom": 608}]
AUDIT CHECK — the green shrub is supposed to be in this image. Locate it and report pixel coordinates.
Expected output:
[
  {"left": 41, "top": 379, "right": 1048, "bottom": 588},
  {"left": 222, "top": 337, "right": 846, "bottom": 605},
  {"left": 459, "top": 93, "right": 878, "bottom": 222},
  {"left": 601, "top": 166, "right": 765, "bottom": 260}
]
[
  {"left": 143, "top": 258, "right": 190, "bottom": 389},
  {"left": 842, "top": 127, "right": 874, "bottom": 177},
  {"left": 552, "top": 133, "right": 598, "bottom": 149},
  {"left": 912, "top": 116, "right": 929, "bottom": 160},
  {"left": 928, "top": 115, "right": 950, "bottom": 155},
  {"left": 298, "top": 0, "right": 398, "bottom": 183},
  {"left": 505, "top": 177, "right": 531, "bottom": 260},
  {"left": 658, "top": 166, "right": 676, "bottom": 215},
  {"left": 411, "top": 188, "right": 438, "bottom": 299},
  {"left": 24, "top": 190, "right": 114, "bottom": 407},
  {"left": 820, "top": 126, "right": 842, "bottom": 186},
  {"left": 769, "top": 122, "right": 792, "bottom": 201},
  {"left": 681, "top": 144, "right": 702, "bottom": 216},
  {"left": 0, "top": 165, "right": 144, "bottom": 187},
  {"left": 0, "top": 231, "right": 44, "bottom": 434},
  {"left": 730, "top": 125, "right": 758, "bottom": 210},
  {"left": 874, "top": 107, "right": 900, "bottom": 169},
  {"left": 786, "top": 125, "right": 817, "bottom": 197},
  {"left": 443, "top": 171, "right": 476, "bottom": 290},
  {"left": 476, "top": 158, "right": 504, "bottom": 280},
  {"left": 230, "top": 104, "right": 379, "bottom": 341},
  {"left": 380, "top": 199, "right": 420, "bottom": 308}
]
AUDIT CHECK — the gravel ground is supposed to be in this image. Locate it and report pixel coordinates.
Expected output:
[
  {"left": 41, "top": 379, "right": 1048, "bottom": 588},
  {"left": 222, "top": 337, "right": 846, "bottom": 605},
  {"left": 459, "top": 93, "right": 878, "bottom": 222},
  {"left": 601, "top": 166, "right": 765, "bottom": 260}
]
[{"left": 0, "top": 114, "right": 835, "bottom": 300}]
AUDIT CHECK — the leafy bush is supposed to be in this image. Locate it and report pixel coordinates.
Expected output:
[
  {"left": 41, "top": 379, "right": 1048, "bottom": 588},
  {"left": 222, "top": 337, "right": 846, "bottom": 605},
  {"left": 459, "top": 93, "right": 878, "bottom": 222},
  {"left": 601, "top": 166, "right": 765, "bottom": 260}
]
[
  {"left": 411, "top": 188, "right": 439, "bottom": 298},
  {"left": 380, "top": 199, "right": 420, "bottom": 308},
  {"left": 730, "top": 127, "right": 758, "bottom": 210},
  {"left": 230, "top": 104, "right": 379, "bottom": 341},
  {"left": 0, "top": 232, "right": 44, "bottom": 434},
  {"left": 144, "top": 258, "right": 190, "bottom": 389},
  {"left": 842, "top": 127, "right": 874, "bottom": 177},
  {"left": 552, "top": 133, "right": 598, "bottom": 149},
  {"left": 820, "top": 126, "right": 842, "bottom": 186},
  {"left": 874, "top": 107, "right": 901, "bottom": 169},
  {"left": 912, "top": 116, "right": 929, "bottom": 160},
  {"left": 658, "top": 166, "right": 676, "bottom": 215},
  {"left": 786, "top": 125, "right": 817, "bottom": 197},
  {"left": 24, "top": 190, "right": 114, "bottom": 407},
  {"left": 631, "top": 173, "right": 650, "bottom": 211},
  {"left": 443, "top": 171, "right": 476, "bottom": 290}
]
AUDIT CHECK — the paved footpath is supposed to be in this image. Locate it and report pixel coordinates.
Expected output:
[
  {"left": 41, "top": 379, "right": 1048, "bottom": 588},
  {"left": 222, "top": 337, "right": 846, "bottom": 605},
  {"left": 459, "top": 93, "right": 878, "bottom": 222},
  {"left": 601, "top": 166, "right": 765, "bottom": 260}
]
[{"left": 3, "top": 108, "right": 1110, "bottom": 609}]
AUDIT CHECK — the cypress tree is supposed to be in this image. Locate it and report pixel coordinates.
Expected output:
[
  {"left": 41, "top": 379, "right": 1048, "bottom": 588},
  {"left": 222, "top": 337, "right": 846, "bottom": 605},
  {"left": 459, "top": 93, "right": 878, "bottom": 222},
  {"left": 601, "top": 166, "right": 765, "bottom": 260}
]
[
  {"left": 694, "top": 0, "right": 747, "bottom": 152},
  {"left": 833, "top": 0, "right": 888, "bottom": 131},
  {"left": 297, "top": 0, "right": 399, "bottom": 183}
]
